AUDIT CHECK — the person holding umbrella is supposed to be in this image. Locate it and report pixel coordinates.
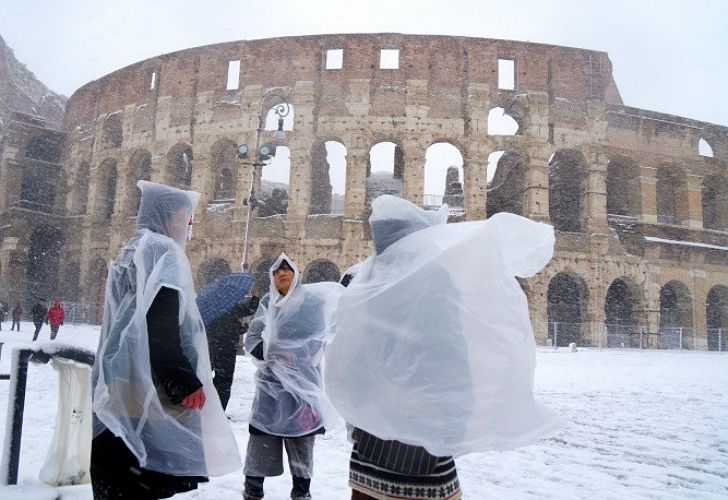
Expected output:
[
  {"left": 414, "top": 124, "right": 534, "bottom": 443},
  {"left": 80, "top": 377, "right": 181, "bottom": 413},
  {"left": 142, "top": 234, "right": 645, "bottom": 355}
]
[{"left": 197, "top": 274, "right": 260, "bottom": 410}]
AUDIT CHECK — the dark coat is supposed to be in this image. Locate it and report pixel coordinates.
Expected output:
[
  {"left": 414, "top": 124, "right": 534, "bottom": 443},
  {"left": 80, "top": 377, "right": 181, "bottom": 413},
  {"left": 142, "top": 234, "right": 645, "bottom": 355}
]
[{"left": 31, "top": 303, "right": 47, "bottom": 323}]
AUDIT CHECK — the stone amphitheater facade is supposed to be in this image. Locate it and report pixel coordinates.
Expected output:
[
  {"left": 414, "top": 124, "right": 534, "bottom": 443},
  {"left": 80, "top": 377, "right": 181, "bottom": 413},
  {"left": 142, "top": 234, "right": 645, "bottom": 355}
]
[{"left": 1, "top": 34, "right": 727, "bottom": 348}]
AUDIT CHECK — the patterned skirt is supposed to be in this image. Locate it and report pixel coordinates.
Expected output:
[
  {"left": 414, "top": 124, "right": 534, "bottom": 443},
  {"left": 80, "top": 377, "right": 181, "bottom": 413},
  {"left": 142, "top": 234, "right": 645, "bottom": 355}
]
[{"left": 349, "top": 448, "right": 462, "bottom": 500}]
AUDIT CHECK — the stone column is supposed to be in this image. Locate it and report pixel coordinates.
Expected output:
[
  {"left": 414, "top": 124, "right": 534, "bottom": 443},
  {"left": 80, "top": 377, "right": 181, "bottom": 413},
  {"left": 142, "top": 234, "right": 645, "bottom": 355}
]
[
  {"left": 524, "top": 149, "right": 551, "bottom": 223},
  {"left": 584, "top": 152, "right": 609, "bottom": 235},
  {"left": 463, "top": 143, "right": 488, "bottom": 221},
  {"left": 639, "top": 166, "right": 657, "bottom": 224},
  {"left": 286, "top": 144, "right": 311, "bottom": 221},
  {"left": 691, "top": 269, "right": 708, "bottom": 350},
  {"left": 402, "top": 139, "right": 426, "bottom": 205},
  {"left": 343, "top": 146, "right": 368, "bottom": 219},
  {"left": 684, "top": 174, "right": 704, "bottom": 229}
]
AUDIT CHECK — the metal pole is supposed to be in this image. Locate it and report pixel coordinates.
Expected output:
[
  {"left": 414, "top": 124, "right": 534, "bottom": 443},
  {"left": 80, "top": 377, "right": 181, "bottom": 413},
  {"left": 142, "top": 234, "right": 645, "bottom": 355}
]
[
  {"left": 640, "top": 327, "right": 644, "bottom": 352},
  {"left": 554, "top": 322, "right": 558, "bottom": 350},
  {"left": 0, "top": 348, "right": 31, "bottom": 485}
]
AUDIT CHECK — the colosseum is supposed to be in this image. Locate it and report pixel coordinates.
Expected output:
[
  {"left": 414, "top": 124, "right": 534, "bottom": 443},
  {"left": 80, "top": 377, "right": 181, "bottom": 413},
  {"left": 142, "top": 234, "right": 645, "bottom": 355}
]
[{"left": 1, "top": 33, "right": 727, "bottom": 349}]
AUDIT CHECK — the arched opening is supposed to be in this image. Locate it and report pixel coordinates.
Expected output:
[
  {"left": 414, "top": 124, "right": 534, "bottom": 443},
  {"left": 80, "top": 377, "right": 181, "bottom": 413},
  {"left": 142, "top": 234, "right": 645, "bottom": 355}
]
[
  {"left": 698, "top": 138, "right": 714, "bottom": 158},
  {"left": 166, "top": 143, "right": 193, "bottom": 189},
  {"left": 702, "top": 175, "right": 728, "bottom": 231},
  {"left": 658, "top": 281, "right": 693, "bottom": 348},
  {"left": 196, "top": 258, "right": 231, "bottom": 290},
  {"left": 367, "top": 141, "right": 403, "bottom": 206},
  {"left": 260, "top": 146, "right": 290, "bottom": 217},
  {"left": 303, "top": 259, "right": 341, "bottom": 284},
  {"left": 96, "top": 159, "right": 118, "bottom": 221},
  {"left": 24, "top": 135, "right": 62, "bottom": 162},
  {"left": 19, "top": 164, "right": 56, "bottom": 213},
  {"left": 547, "top": 273, "right": 588, "bottom": 347},
  {"left": 210, "top": 139, "right": 239, "bottom": 202},
  {"left": 128, "top": 150, "right": 151, "bottom": 216},
  {"left": 61, "top": 261, "right": 81, "bottom": 301},
  {"left": 487, "top": 107, "right": 520, "bottom": 136},
  {"left": 706, "top": 285, "right": 728, "bottom": 351},
  {"left": 424, "top": 142, "right": 464, "bottom": 212},
  {"left": 252, "top": 257, "right": 277, "bottom": 294},
  {"left": 549, "top": 150, "right": 587, "bottom": 232},
  {"left": 310, "top": 141, "right": 347, "bottom": 215},
  {"left": 605, "top": 278, "right": 640, "bottom": 347},
  {"left": 27, "top": 226, "right": 65, "bottom": 303},
  {"left": 487, "top": 150, "right": 527, "bottom": 217},
  {"left": 74, "top": 162, "right": 90, "bottom": 215},
  {"left": 606, "top": 157, "right": 641, "bottom": 218},
  {"left": 103, "top": 114, "right": 123, "bottom": 149},
  {"left": 656, "top": 166, "right": 687, "bottom": 225}
]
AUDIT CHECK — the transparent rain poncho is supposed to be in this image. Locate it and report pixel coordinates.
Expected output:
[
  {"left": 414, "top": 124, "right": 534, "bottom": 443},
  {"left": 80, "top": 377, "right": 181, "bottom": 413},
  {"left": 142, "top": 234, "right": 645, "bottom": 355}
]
[
  {"left": 245, "top": 254, "right": 343, "bottom": 437},
  {"left": 325, "top": 195, "right": 561, "bottom": 457},
  {"left": 92, "top": 180, "right": 241, "bottom": 476}
]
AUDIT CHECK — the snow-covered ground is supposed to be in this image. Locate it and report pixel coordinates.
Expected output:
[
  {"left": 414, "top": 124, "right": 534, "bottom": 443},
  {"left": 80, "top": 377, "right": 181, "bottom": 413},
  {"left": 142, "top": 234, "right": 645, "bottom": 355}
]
[{"left": 0, "top": 322, "right": 727, "bottom": 499}]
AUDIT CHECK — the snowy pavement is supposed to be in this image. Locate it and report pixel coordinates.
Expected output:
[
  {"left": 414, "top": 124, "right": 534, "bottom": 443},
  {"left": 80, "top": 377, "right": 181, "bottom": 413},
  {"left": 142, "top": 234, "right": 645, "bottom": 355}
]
[{"left": 0, "top": 323, "right": 727, "bottom": 499}]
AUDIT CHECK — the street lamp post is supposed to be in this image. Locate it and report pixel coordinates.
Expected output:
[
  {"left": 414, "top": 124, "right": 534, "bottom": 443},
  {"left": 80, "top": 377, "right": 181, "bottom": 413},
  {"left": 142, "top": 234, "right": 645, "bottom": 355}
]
[{"left": 238, "top": 96, "right": 290, "bottom": 272}]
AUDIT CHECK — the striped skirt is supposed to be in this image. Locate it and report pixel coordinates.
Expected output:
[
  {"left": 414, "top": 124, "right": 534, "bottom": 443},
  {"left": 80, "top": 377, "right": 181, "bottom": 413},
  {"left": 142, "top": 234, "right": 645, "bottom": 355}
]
[{"left": 349, "top": 449, "right": 462, "bottom": 500}]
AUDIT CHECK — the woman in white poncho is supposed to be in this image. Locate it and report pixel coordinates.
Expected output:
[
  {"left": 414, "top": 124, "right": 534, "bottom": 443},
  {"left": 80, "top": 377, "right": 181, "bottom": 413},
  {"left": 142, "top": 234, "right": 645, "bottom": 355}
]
[
  {"left": 243, "top": 254, "right": 342, "bottom": 500},
  {"left": 325, "top": 195, "right": 561, "bottom": 500},
  {"left": 91, "top": 181, "right": 240, "bottom": 499}
]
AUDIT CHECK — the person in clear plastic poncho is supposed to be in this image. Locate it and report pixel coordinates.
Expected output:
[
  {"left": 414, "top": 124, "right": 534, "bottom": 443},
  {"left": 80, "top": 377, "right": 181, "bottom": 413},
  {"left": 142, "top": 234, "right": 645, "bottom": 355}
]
[
  {"left": 91, "top": 180, "right": 240, "bottom": 499},
  {"left": 325, "top": 195, "right": 562, "bottom": 500},
  {"left": 243, "top": 254, "right": 342, "bottom": 500}
]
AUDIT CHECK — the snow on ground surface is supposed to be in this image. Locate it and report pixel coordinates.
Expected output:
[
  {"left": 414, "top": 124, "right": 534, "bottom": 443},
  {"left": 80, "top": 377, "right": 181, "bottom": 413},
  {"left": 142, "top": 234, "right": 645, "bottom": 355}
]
[{"left": 0, "top": 322, "right": 727, "bottom": 499}]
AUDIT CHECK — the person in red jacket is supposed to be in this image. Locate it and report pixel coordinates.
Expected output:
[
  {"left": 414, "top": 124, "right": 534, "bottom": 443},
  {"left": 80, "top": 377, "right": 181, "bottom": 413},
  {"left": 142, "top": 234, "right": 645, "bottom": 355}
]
[{"left": 46, "top": 299, "right": 65, "bottom": 340}]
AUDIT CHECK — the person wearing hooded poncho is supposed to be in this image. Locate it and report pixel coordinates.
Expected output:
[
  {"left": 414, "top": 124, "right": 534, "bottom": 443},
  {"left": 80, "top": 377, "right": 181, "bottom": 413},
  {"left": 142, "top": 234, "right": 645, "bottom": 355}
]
[
  {"left": 243, "top": 254, "right": 342, "bottom": 500},
  {"left": 325, "top": 195, "right": 562, "bottom": 500},
  {"left": 90, "top": 181, "right": 240, "bottom": 499}
]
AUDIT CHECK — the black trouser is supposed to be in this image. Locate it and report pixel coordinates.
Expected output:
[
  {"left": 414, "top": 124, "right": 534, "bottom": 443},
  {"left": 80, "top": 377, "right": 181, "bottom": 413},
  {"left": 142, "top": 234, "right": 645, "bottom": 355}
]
[
  {"left": 32, "top": 320, "right": 43, "bottom": 340},
  {"left": 91, "top": 430, "right": 206, "bottom": 499},
  {"left": 11, "top": 319, "right": 20, "bottom": 331},
  {"left": 210, "top": 338, "right": 237, "bottom": 410}
]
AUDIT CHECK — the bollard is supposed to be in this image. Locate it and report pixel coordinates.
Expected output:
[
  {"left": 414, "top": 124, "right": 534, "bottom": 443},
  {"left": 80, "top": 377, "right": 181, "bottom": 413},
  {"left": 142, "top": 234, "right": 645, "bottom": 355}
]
[
  {"left": 679, "top": 327, "right": 683, "bottom": 352},
  {"left": 0, "top": 348, "right": 32, "bottom": 485}
]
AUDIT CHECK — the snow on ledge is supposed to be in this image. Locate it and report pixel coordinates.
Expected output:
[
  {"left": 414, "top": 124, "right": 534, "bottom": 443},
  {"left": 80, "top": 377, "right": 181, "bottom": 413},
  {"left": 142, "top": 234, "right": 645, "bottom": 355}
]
[{"left": 644, "top": 236, "right": 728, "bottom": 252}]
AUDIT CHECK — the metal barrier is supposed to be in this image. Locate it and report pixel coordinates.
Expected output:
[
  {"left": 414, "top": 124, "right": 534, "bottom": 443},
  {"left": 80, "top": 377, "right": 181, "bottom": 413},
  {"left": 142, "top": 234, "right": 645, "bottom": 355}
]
[
  {"left": 0, "top": 345, "right": 94, "bottom": 485},
  {"left": 541, "top": 323, "right": 725, "bottom": 352}
]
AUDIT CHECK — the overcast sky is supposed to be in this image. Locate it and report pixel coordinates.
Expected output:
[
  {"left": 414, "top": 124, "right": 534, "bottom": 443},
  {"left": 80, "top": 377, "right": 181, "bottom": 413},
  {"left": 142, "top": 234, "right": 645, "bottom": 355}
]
[{"left": 1, "top": 0, "right": 726, "bottom": 195}]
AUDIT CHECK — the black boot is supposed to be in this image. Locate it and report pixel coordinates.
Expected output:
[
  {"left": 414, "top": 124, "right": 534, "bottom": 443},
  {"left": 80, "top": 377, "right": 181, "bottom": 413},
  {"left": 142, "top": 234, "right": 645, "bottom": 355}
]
[
  {"left": 291, "top": 476, "right": 311, "bottom": 500},
  {"left": 244, "top": 475, "right": 264, "bottom": 500}
]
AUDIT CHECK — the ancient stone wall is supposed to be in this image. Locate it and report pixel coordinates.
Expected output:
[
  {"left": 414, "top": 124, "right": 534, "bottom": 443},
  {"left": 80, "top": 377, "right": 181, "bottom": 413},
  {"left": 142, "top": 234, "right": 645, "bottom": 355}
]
[{"left": 2, "top": 34, "right": 727, "bottom": 347}]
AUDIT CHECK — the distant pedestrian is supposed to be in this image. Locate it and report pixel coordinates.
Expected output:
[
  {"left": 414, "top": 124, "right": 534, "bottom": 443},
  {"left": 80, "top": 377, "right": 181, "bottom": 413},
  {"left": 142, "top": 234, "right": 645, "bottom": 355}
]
[
  {"left": 31, "top": 301, "right": 48, "bottom": 341},
  {"left": 0, "top": 302, "right": 5, "bottom": 331},
  {"left": 11, "top": 303, "right": 23, "bottom": 331},
  {"left": 46, "top": 300, "right": 65, "bottom": 340}
]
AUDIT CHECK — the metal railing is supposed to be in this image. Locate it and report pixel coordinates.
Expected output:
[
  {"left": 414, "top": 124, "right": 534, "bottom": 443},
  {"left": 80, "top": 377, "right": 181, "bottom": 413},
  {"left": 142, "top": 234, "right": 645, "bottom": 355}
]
[{"left": 540, "top": 322, "right": 725, "bottom": 352}]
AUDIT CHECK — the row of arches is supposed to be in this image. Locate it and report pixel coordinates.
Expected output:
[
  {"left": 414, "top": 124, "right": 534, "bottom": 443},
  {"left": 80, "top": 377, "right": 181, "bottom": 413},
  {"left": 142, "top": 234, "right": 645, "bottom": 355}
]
[
  {"left": 546, "top": 273, "right": 728, "bottom": 349},
  {"left": 72, "top": 140, "right": 728, "bottom": 233},
  {"left": 195, "top": 256, "right": 728, "bottom": 350}
]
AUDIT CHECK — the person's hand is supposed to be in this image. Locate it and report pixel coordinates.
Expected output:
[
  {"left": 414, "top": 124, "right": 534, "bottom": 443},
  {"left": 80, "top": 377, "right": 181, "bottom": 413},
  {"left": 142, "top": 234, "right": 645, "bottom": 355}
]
[
  {"left": 181, "top": 387, "right": 206, "bottom": 410},
  {"left": 251, "top": 287, "right": 260, "bottom": 298}
]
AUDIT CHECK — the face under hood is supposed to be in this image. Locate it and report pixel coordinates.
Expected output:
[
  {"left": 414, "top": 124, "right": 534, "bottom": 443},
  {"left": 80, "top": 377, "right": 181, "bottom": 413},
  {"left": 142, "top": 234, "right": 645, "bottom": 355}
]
[
  {"left": 135, "top": 180, "right": 200, "bottom": 248},
  {"left": 268, "top": 253, "right": 300, "bottom": 303}
]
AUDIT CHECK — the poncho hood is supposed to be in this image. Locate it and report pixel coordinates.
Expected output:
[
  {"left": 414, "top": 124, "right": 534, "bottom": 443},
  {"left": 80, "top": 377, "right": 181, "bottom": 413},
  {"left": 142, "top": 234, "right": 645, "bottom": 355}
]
[{"left": 135, "top": 180, "right": 200, "bottom": 249}]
